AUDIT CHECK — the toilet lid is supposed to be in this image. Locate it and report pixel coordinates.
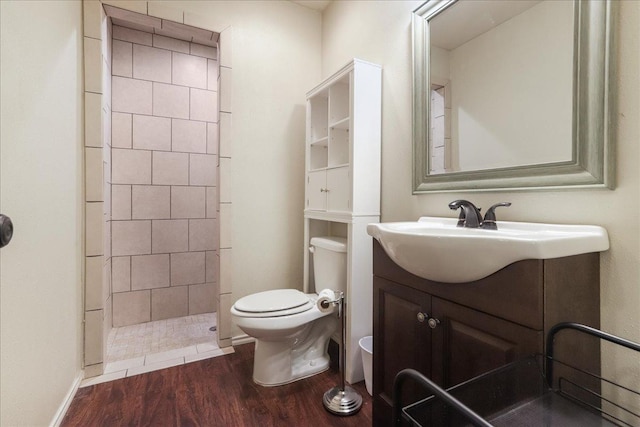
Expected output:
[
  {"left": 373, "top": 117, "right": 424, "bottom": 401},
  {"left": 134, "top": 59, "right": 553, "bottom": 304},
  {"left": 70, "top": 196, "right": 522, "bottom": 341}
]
[{"left": 234, "top": 289, "right": 313, "bottom": 315}]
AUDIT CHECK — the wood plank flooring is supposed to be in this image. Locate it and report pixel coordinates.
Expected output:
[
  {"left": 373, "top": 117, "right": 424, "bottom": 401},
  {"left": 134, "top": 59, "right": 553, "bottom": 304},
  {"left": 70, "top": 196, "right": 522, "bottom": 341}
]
[{"left": 62, "top": 343, "right": 372, "bottom": 426}]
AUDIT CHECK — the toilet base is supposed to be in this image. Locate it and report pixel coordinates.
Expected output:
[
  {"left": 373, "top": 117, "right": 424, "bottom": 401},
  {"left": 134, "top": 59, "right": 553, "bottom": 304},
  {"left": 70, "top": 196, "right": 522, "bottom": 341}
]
[
  {"left": 254, "top": 354, "right": 330, "bottom": 387},
  {"left": 251, "top": 315, "right": 336, "bottom": 386}
]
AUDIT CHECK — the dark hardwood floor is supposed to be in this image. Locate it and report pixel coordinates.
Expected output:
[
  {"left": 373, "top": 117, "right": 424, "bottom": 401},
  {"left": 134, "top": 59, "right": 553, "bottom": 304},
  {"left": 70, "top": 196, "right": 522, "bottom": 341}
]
[{"left": 62, "top": 343, "right": 372, "bottom": 426}]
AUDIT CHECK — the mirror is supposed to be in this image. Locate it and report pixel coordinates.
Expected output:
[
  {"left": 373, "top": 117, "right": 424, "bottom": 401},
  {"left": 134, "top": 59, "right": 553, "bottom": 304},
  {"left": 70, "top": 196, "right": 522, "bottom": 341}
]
[{"left": 412, "top": 0, "right": 616, "bottom": 192}]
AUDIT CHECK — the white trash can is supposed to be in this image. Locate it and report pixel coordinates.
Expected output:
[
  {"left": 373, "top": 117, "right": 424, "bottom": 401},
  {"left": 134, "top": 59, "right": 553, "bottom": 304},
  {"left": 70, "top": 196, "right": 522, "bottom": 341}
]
[{"left": 359, "top": 336, "right": 373, "bottom": 396}]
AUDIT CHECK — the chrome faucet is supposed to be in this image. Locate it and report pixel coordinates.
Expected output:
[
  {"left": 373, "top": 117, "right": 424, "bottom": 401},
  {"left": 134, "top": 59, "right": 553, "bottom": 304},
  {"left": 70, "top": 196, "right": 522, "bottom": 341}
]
[{"left": 448, "top": 200, "right": 511, "bottom": 229}]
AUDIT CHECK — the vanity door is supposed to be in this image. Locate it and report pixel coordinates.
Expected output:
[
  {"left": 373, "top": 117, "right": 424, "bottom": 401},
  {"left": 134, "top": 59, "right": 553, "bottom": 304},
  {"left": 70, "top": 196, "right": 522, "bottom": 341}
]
[
  {"left": 430, "top": 297, "right": 543, "bottom": 388},
  {"left": 373, "top": 277, "right": 431, "bottom": 426}
]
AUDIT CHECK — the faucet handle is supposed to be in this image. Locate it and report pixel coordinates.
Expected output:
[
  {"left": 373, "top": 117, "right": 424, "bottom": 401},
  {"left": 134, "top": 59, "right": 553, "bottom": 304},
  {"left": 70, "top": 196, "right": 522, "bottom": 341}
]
[{"left": 482, "top": 202, "right": 512, "bottom": 229}]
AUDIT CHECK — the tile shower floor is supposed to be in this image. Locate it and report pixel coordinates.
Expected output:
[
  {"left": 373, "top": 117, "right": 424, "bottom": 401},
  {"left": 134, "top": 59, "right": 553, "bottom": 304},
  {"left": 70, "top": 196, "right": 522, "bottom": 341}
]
[{"left": 80, "top": 313, "right": 234, "bottom": 387}]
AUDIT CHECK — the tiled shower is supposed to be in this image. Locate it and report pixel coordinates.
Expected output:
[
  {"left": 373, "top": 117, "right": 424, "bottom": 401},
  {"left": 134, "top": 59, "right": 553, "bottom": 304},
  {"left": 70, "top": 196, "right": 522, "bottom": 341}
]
[
  {"left": 82, "top": 1, "right": 233, "bottom": 378},
  {"left": 109, "top": 25, "right": 219, "bottom": 327}
]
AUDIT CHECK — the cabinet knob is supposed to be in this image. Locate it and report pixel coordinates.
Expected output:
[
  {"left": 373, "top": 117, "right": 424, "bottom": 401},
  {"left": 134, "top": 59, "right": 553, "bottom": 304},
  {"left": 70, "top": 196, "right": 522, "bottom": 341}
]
[
  {"left": 320, "top": 188, "right": 330, "bottom": 193},
  {"left": 417, "top": 312, "right": 428, "bottom": 323},
  {"left": 427, "top": 317, "right": 440, "bottom": 329}
]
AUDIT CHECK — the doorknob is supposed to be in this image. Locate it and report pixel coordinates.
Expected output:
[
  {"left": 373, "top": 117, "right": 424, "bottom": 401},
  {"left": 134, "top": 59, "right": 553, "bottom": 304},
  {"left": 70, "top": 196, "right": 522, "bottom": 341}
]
[{"left": 0, "top": 214, "right": 13, "bottom": 248}]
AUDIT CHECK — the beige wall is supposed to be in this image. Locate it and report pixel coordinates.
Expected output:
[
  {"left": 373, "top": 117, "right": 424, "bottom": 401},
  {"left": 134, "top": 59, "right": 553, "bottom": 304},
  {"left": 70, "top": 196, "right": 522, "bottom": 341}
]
[
  {"left": 0, "top": 1, "right": 84, "bottom": 425},
  {"left": 323, "top": 0, "right": 640, "bottom": 413}
]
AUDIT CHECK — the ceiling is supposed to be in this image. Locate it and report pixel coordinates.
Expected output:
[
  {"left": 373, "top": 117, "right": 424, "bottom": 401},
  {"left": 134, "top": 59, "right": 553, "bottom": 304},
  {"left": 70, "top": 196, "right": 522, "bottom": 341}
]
[{"left": 291, "top": 1, "right": 332, "bottom": 11}]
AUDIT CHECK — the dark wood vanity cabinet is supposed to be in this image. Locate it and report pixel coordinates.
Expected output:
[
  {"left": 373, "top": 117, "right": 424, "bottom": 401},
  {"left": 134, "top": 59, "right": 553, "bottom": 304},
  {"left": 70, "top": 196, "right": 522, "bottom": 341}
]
[{"left": 372, "top": 240, "right": 600, "bottom": 426}]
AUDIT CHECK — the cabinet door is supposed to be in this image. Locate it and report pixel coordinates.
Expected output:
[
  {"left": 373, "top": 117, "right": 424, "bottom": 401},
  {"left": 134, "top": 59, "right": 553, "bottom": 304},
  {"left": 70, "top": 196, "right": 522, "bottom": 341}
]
[
  {"left": 306, "top": 170, "right": 326, "bottom": 211},
  {"left": 431, "top": 297, "right": 542, "bottom": 388},
  {"left": 373, "top": 277, "right": 431, "bottom": 426},
  {"left": 326, "top": 167, "right": 350, "bottom": 212}
]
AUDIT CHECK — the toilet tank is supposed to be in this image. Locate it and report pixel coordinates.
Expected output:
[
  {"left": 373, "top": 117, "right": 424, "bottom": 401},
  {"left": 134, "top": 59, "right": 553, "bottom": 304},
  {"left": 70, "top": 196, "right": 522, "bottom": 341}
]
[{"left": 310, "top": 236, "right": 347, "bottom": 293}]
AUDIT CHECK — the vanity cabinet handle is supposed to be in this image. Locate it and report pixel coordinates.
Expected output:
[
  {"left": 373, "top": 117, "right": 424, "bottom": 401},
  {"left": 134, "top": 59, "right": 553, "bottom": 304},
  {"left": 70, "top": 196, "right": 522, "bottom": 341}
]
[
  {"left": 428, "top": 317, "right": 441, "bottom": 329},
  {"left": 417, "top": 312, "right": 428, "bottom": 323}
]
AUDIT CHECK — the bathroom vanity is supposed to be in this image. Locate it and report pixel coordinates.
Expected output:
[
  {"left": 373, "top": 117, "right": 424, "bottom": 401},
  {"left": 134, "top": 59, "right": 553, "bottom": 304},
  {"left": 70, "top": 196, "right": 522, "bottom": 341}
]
[{"left": 372, "top": 240, "right": 601, "bottom": 426}]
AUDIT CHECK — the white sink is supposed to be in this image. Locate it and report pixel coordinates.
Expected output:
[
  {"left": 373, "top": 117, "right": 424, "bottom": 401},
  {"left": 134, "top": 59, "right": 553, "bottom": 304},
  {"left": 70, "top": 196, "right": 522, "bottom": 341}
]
[{"left": 367, "top": 217, "right": 609, "bottom": 283}]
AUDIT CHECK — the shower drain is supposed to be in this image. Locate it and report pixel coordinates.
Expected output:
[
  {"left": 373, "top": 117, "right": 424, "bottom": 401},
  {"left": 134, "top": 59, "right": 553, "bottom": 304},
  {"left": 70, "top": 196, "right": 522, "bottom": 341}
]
[{"left": 209, "top": 326, "right": 217, "bottom": 332}]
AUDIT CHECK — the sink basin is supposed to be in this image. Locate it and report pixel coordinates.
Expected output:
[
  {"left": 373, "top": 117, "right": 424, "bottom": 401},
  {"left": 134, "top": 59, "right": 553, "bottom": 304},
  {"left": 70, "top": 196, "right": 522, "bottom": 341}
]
[{"left": 367, "top": 217, "right": 609, "bottom": 283}]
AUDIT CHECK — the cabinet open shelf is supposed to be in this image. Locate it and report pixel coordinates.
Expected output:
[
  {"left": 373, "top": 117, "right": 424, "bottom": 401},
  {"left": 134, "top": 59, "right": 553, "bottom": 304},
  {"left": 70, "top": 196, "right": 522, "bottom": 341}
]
[{"left": 330, "top": 116, "right": 350, "bottom": 130}]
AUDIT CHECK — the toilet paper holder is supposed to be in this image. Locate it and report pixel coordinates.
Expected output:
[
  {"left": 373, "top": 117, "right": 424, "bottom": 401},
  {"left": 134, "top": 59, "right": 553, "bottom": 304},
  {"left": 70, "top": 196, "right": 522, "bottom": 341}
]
[{"left": 322, "top": 290, "right": 363, "bottom": 416}]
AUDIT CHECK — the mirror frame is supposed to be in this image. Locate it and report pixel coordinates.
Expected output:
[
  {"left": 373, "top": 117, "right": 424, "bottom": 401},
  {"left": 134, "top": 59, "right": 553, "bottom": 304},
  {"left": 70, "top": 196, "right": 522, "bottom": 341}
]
[{"left": 412, "top": 0, "right": 616, "bottom": 193}]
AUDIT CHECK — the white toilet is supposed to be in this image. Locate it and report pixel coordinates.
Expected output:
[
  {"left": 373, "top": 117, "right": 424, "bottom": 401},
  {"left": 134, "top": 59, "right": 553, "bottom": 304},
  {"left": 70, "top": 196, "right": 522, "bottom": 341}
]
[{"left": 230, "top": 236, "right": 347, "bottom": 386}]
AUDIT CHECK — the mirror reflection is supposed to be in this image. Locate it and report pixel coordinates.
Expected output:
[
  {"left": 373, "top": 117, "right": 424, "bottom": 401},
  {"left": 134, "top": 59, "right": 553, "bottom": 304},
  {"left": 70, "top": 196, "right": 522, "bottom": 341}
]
[{"left": 427, "top": 0, "right": 574, "bottom": 174}]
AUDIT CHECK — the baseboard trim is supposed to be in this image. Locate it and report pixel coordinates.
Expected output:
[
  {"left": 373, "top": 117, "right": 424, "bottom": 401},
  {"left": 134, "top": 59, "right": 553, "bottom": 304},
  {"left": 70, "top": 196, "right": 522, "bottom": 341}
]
[
  {"left": 49, "top": 371, "right": 83, "bottom": 427},
  {"left": 231, "top": 334, "right": 255, "bottom": 346}
]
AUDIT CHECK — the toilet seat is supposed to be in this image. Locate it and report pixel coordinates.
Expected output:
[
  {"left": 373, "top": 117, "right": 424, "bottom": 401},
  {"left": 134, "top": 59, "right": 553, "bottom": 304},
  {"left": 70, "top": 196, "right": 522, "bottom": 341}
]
[{"left": 233, "top": 289, "right": 314, "bottom": 318}]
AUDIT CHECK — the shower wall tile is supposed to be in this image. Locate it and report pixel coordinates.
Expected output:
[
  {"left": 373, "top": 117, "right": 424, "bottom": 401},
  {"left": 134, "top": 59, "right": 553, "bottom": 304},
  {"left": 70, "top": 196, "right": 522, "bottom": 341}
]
[
  {"left": 107, "top": 25, "right": 221, "bottom": 328},
  {"left": 102, "top": 258, "right": 112, "bottom": 306},
  {"left": 112, "top": 112, "right": 132, "bottom": 148},
  {"left": 86, "top": 147, "right": 104, "bottom": 202},
  {"left": 112, "top": 148, "right": 151, "bottom": 184},
  {"left": 113, "top": 290, "right": 151, "bottom": 327},
  {"left": 207, "top": 122, "right": 219, "bottom": 155},
  {"left": 85, "top": 37, "right": 103, "bottom": 94},
  {"left": 190, "top": 88, "right": 218, "bottom": 122},
  {"left": 131, "top": 254, "right": 170, "bottom": 290},
  {"left": 133, "top": 45, "right": 171, "bottom": 83},
  {"left": 132, "top": 185, "right": 170, "bottom": 219},
  {"left": 189, "top": 154, "right": 216, "bottom": 186},
  {"left": 172, "top": 52, "right": 207, "bottom": 89},
  {"left": 112, "top": 40, "right": 133, "bottom": 78},
  {"left": 205, "top": 187, "right": 217, "bottom": 219},
  {"left": 86, "top": 256, "right": 104, "bottom": 311},
  {"left": 219, "top": 157, "right": 231, "bottom": 203},
  {"left": 85, "top": 92, "right": 103, "bottom": 148},
  {"left": 132, "top": 115, "right": 171, "bottom": 151},
  {"left": 219, "top": 249, "right": 232, "bottom": 294},
  {"left": 219, "top": 67, "right": 232, "bottom": 114},
  {"left": 153, "top": 151, "right": 189, "bottom": 185},
  {"left": 112, "top": 256, "right": 131, "bottom": 293},
  {"left": 153, "top": 34, "right": 189, "bottom": 54},
  {"left": 86, "top": 202, "right": 104, "bottom": 257},
  {"left": 219, "top": 204, "right": 232, "bottom": 249},
  {"left": 205, "top": 251, "right": 216, "bottom": 283},
  {"left": 171, "top": 186, "right": 205, "bottom": 219},
  {"left": 189, "top": 219, "right": 216, "bottom": 251},
  {"left": 170, "top": 251, "right": 205, "bottom": 286},
  {"left": 151, "top": 219, "right": 189, "bottom": 253},
  {"left": 112, "top": 220, "right": 151, "bottom": 256},
  {"left": 191, "top": 44, "right": 217, "bottom": 60},
  {"left": 153, "top": 83, "right": 189, "bottom": 119},
  {"left": 112, "top": 76, "right": 152, "bottom": 114},
  {"left": 111, "top": 185, "right": 132, "bottom": 220},
  {"left": 172, "top": 119, "right": 206, "bottom": 153},
  {"left": 218, "top": 293, "right": 232, "bottom": 341},
  {"left": 219, "top": 112, "right": 232, "bottom": 157},
  {"left": 152, "top": 286, "right": 189, "bottom": 321},
  {"left": 207, "top": 59, "right": 219, "bottom": 91},
  {"left": 113, "top": 25, "right": 153, "bottom": 46},
  {"left": 85, "top": 309, "right": 104, "bottom": 365},
  {"left": 83, "top": 0, "right": 102, "bottom": 39},
  {"left": 189, "top": 283, "right": 216, "bottom": 315}
]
